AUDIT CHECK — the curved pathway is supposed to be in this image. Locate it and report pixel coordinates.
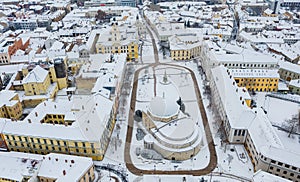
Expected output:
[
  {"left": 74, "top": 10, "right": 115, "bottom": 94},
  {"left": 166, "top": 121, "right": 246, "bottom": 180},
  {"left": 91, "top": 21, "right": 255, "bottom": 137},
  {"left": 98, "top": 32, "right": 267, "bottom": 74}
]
[{"left": 124, "top": 21, "right": 218, "bottom": 176}]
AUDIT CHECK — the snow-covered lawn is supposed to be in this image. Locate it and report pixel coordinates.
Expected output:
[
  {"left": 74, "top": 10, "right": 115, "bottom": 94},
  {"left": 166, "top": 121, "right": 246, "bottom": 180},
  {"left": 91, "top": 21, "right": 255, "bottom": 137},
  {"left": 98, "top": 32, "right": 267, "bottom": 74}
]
[{"left": 131, "top": 64, "right": 210, "bottom": 171}]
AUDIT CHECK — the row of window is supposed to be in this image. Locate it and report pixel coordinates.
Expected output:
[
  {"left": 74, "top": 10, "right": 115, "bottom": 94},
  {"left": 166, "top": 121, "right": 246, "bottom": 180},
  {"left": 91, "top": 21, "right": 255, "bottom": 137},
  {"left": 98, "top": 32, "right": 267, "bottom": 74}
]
[
  {"left": 224, "top": 63, "right": 271, "bottom": 68},
  {"left": 238, "top": 83, "right": 277, "bottom": 87},
  {"left": 237, "top": 78, "right": 277, "bottom": 82},
  {"left": 233, "top": 129, "right": 246, "bottom": 136},
  {"left": 269, "top": 166, "right": 299, "bottom": 181},
  {"left": 7, "top": 141, "right": 98, "bottom": 154},
  {"left": 270, "top": 160, "right": 299, "bottom": 171},
  {"left": 282, "top": 71, "right": 300, "bottom": 77},
  {"left": 6, "top": 135, "right": 98, "bottom": 150}
]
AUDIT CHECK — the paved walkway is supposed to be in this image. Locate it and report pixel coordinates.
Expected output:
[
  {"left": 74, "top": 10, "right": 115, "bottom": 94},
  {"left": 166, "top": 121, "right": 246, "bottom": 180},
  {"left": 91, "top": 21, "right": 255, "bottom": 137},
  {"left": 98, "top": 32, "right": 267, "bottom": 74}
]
[{"left": 124, "top": 21, "right": 218, "bottom": 176}]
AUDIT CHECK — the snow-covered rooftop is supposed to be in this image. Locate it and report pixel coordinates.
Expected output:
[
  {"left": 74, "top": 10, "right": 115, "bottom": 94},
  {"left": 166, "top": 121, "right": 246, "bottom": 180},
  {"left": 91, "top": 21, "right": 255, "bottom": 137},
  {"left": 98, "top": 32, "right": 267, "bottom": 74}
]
[
  {"left": 252, "top": 170, "right": 291, "bottom": 182},
  {"left": 3, "top": 93, "right": 113, "bottom": 142},
  {"left": 211, "top": 65, "right": 255, "bottom": 129},
  {"left": 23, "top": 65, "right": 48, "bottom": 84},
  {"left": 0, "top": 90, "right": 19, "bottom": 108},
  {"left": 38, "top": 153, "right": 93, "bottom": 182},
  {"left": 279, "top": 60, "right": 300, "bottom": 74}
]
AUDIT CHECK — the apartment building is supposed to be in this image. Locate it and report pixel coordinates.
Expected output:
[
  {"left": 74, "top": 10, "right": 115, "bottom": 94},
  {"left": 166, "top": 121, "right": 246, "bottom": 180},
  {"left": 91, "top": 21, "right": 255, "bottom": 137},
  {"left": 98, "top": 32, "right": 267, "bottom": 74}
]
[
  {"left": 0, "top": 93, "right": 114, "bottom": 161},
  {"left": 200, "top": 41, "right": 278, "bottom": 79},
  {"left": 210, "top": 65, "right": 300, "bottom": 181},
  {"left": 278, "top": 60, "right": 300, "bottom": 81},
  {"left": 288, "top": 79, "right": 300, "bottom": 95},
  {"left": 96, "top": 23, "right": 138, "bottom": 61},
  {"left": 0, "top": 152, "right": 95, "bottom": 182},
  {"left": 210, "top": 66, "right": 253, "bottom": 143},
  {"left": 0, "top": 37, "right": 30, "bottom": 65},
  {"left": 169, "top": 34, "right": 202, "bottom": 61},
  {"left": 0, "top": 90, "right": 23, "bottom": 120},
  {"left": 231, "top": 69, "right": 279, "bottom": 92}
]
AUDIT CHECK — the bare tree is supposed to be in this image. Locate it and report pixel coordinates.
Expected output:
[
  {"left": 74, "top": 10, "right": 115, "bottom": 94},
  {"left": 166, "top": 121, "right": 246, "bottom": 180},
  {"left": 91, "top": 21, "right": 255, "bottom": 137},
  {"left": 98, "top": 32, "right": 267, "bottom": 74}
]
[
  {"left": 96, "top": 10, "right": 106, "bottom": 21},
  {"left": 281, "top": 112, "right": 300, "bottom": 138}
]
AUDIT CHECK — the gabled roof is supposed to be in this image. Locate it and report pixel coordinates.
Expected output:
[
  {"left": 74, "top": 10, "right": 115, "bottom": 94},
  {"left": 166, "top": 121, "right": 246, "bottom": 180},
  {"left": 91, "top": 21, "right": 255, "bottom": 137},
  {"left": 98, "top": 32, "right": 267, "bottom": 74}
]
[{"left": 23, "top": 65, "right": 48, "bottom": 84}]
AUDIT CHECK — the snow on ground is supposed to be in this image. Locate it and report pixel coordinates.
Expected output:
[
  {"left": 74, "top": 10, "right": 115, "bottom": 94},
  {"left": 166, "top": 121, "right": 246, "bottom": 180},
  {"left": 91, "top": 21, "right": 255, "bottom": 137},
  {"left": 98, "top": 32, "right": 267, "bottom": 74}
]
[
  {"left": 131, "top": 65, "right": 210, "bottom": 171},
  {"left": 95, "top": 169, "right": 122, "bottom": 182},
  {"left": 93, "top": 19, "right": 260, "bottom": 181},
  {"left": 254, "top": 92, "right": 300, "bottom": 126},
  {"left": 140, "top": 33, "right": 155, "bottom": 64},
  {"left": 179, "top": 61, "right": 255, "bottom": 180},
  {"left": 275, "top": 128, "right": 300, "bottom": 155}
]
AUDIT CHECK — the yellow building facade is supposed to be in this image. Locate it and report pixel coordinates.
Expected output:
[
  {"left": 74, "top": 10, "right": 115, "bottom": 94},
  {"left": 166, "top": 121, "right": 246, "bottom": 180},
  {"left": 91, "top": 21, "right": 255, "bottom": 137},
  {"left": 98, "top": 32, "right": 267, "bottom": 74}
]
[
  {"left": 170, "top": 46, "right": 201, "bottom": 61},
  {"left": 169, "top": 34, "right": 202, "bottom": 61},
  {"left": 23, "top": 66, "right": 51, "bottom": 96},
  {"left": 3, "top": 131, "right": 104, "bottom": 161},
  {"left": 231, "top": 69, "right": 279, "bottom": 92},
  {"left": 0, "top": 91, "right": 23, "bottom": 120},
  {"left": 1, "top": 93, "right": 116, "bottom": 161},
  {"left": 96, "top": 23, "right": 139, "bottom": 61}
]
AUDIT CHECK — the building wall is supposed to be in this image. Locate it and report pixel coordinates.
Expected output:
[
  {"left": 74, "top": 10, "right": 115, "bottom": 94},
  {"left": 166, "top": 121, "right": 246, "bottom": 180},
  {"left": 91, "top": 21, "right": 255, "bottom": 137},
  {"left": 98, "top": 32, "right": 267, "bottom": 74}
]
[
  {"left": 171, "top": 50, "right": 191, "bottom": 60},
  {"left": 79, "top": 166, "right": 95, "bottom": 182},
  {"left": 244, "top": 134, "right": 300, "bottom": 182},
  {"left": 96, "top": 42, "right": 138, "bottom": 62},
  {"left": 2, "top": 110, "right": 117, "bottom": 161},
  {"left": 0, "top": 95, "right": 23, "bottom": 120},
  {"left": 57, "top": 77, "right": 68, "bottom": 89},
  {"left": 147, "top": 110, "right": 178, "bottom": 123},
  {"left": 0, "top": 52, "right": 10, "bottom": 64},
  {"left": 279, "top": 68, "right": 300, "bottom": 81},
  {"left": 234, "top": 77, "right": 279, "bottom": 92},
  {"left": 209, "top": 71, "right": 247, "bottom": 144},
  {"left": 170, "top": 45, "right": 201, "bottom": 61},
  {"left": 289, "top": 85, "right": 300, "bottom": 95},
  {"left": 38, "top": 177, "right": 56, "bottom": 182},
  {"left": 39, "top": 114, "right": 72, "bottom": 125},
  {"left": 23, "top": 75, "right": 51, "bottom": 96},
  {"left": 3, "top": 134, "right": 104, "bottom": 161},
  {"left": 23, "top": 98, "right": 47, "bottom": 108},
  {"left": 49, "top": 66, "right": 57, "bottom": 83},
  {"left": 0, "top": 177, "right": 18, "bottom": 182},
  {"left": 150, "top": 141, "right": 201, "bottom": 161}
]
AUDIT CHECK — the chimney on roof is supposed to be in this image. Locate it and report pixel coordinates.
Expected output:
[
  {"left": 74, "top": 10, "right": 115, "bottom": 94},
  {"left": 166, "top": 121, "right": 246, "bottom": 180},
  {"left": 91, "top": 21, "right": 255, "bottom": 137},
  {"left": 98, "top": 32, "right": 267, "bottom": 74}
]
[
  {"left": 63, "top": 170, "right": 66, "bottom": 176},
  {"left": 28, "top": 119, "right": 31, "bottom": 123},
  {"left": 35, "top": 112, "right": 38, "bottom": 117}
]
